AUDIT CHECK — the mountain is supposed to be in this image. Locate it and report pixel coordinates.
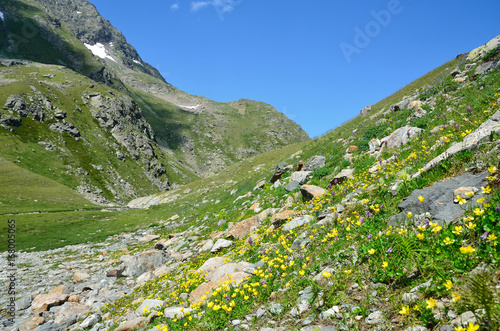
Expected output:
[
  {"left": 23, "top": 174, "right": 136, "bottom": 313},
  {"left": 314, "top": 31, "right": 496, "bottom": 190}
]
[
  {"left": 0, "top": 0, "right": 309, "bottom": 204},
  {"left": 1, "top": 34, "right": 499, "bottom": 331}
]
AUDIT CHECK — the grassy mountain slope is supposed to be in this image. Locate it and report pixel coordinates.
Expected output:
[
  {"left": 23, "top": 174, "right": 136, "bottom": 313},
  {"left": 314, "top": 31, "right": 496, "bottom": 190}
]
[{"left": 2, "top": 38, "right": 497, "bottom": 331}]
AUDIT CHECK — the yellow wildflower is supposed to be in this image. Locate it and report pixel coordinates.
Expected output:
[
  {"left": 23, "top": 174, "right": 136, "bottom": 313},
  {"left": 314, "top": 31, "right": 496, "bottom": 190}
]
[
  {"left": 426, "top": 297, "right": 436, "bottom": 309},
  {"left": 443, "top": 279, "right": 453, "bottom": 290}
]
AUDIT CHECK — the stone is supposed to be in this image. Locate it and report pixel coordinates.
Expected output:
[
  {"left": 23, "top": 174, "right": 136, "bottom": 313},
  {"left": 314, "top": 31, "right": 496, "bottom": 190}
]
[
  {"left": 413, "top": 108, "right": 427, "bottom": 118},
  {"left": 54, "top": 110, "right": 67, "bottom": 119},
  {"left": 205, "top": 263, "right": 238, "bottom": 282},
  {"left": 393, "top": 99, "right": 410, "bottom": 111},
  {"left": 408, "top": 100, "right": 423, "bottom": 110},
  {"left": 73, "top": 271, "right": 90, "bottom": 283},
  {"left": 31, "top": 293, "right": 68, "bottom": 311},
  {"left": 49, "top": 285, "right": 73, "bottom": 295},
  {"left": 254, "top": 180, "right": 267, "bottom": 190},
  {"left": 117, "top": 250, "right": 168, "bottom": 277},
  {"left": 226, "top": 217, "right": 259, "bottom": 240},
  {"left": 138, "top": 234, "right": 160, "bottom": 243},
  {"left": 320, "top": 306, "right": 340, "bottom": 319},
  {"left": 474, "top": 61, "right": 494, "bottom": 76},
  {"left": 404, "top": 326, "right": 428, "bottom": 331},
  {"left": 136, "top": 299, "right": 164, "bottom": 316},
  {"left": 303, "top": 156, "right": 326, "bottom": 171},
  {"left": 271, "top": 210, "right": 296, "bottom": 226},
  {"left": 200, "top": 239, "right": 214, "bottom": 252},
  {"left": 53, "top": 302, "right": 91, "bottom": 324},
  {"left": 248, "top": 203, "right": 260, "bottom": 211},
  {"left": 136, "top": 271, "right": 156, "bottom": 286},
  {"left": 369, "top": 139, "right": 381, "bottom": 152},
  {"left": 290, "top": 171, "right": 312, "bottom": 185},
  {"left": 300, "top": 185, "right": 326, "bottom": 201},
  {"left": 283, "top": 215, "right": 312, "bottom": 231},
  {"left": 49, "top": 121, "right": 80, "bottom": 137},
  {"left": 268, "top": 303, "right": 284, "bottom": 315},
  {"left": 389, "top": 171, "right": 488, "bottom": 226},
  {"left": 153, "top": 265, "right": 172, "bottom": 277},
  {"left": 453, "top": 187, "right": 478, "bottom": 200},
  {"left": 347, "top": 145, "right": 358, "bottom": 153},
  {"left": 330, "top": 168, "right": 354, "bottom": 185},
  {"left": 114, "top": 317, "right": 148, "bottom": 331},
  {"left": 269, "top": 165, "right": 292, "bottom": 183},
  {"left": 190, "top": 281, "right": 217, "bottom": 303},
  {"left": 80, "top": 313, "right": 100, "bottom": 329},
  {"left": 381, "top": 125, "right": 422, "bottom": 149},
  {"left": 284, "top": 180, "right": 300, "bottom": 192},
  {"left": 211, "top": 239, "right": 232, "bottom": 253},
  {"left": 451, "top": 311, "right": 477, "bottom": 327},
  {"left": 163, "top": 307, "right": 192, "bottom": 319},
  {"left": 365, "top": 310, "right": 385, "bottom": 325},
  {"left": 15, "top": 296, "right": 32, "bottom": 311},
  {"left": 360, "top": 104, "right": 371, "bottom": 116}
]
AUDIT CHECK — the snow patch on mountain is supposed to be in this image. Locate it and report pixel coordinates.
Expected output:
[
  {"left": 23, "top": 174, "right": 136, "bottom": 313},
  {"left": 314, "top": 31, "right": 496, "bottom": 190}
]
[
  {"left": 0, "top": 12, "right": 5, "bottom": 21},
  {"left": 133, "top": 60, "right": 144, "bottom": 66},
  {"left": 84, "top": 43, "right": 117, "bottom": 62}
]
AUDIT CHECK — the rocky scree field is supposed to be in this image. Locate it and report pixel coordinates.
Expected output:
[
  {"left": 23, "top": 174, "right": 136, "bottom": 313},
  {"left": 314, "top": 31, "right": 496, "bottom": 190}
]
[{"left": 1, "top": 36, "right": 500, "bottom": 331}]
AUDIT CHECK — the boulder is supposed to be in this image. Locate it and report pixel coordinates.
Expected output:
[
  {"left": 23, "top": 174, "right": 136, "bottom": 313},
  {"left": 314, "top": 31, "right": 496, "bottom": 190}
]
[
  {"left": 53, "top": 302, "right": 91, "bottom": 324},
  {"left": 211, "top": 239, "right": 232, "bottom": 253},
  {"left": 368, "top": 139, "right": 381, "bottom": 152},
  {"left": 381, "top": 126, "right": 422, "bottom": 149},
  {"left": 114, "top": 317, "right": 148, "bottom": 331},
  {"left": 290, "top": 171, "right": 312, "bottom": 185},
  {"left": 360, "top": 104, "right": 371, "bottom": 116},
  {"left": 117, "top": 250, "right": 168, "bottom": 277},
  {"left": 225, "top": 217, "right": 259, "bottom": 240},
  {"left": 467, "top": 35, "right": 500, "bottom": 61},
  {"left": 330, "top": 168, "right": 354, "bottom": 185},
  {"left": 393, "top": 99, "right": 410, "bottom": 111},
  {"left": 284, "top": 180, "right": 300, "bottom": 192},
  {"left": 189, "top": 281, "right": 217, "bottom": 303},
  {"left": 163, "top": 307, "right": 193, "bottom": 319},
  {"left": 271, "top": 210, "right": 296, "bottom": 226},
  {"left": 136, "top": 299, "right": 164, "bottom": 316},
  {"left": 300, "top": 185, "right": 326, "bottom": 201},
  {"left": 138, "top": 234, "right": 160, "bottom": 243},
  {"left": 253, "top": 180, "right": 267, "bottom": 190},
  {"left": 474, "top": 61, "right": 494, "bottom": 76},
  {"left": 269, "top": 165, "right": 292, "bottom": 183},
  {"left": 31, "top": 293, "right": 68, "bottom": 311},
  {"left": 283, "top": 215, "right": 312, "bottom": 231},
  {"left": 347, "top": 146, "right": 358, "bottom": 153},
  {"left": 303, "top": 156, "right": 326, "bottom": 171}
]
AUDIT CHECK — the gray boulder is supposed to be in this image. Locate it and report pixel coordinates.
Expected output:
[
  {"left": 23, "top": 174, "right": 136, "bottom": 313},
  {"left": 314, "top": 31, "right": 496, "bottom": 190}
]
[
  {"left": 474, "top": 61, "right": 494, "bottom": 76},
  {"left": 117, "top": 250, "right": 168, "bottom": 277},
  {"left": 303, "top": 156, "right": 325, "bottom": 171},
  {"left": 393, "top": 99, "right": 410, "bottom": 111},
  {"left": 290, "top": 171, "right": 312, "bottom": 185},
  {"left": 360, "top": 104, "right": 371, "bottom": 116},
  {"left": 381, "top": 126, "right": 422, "bottom": 149}
]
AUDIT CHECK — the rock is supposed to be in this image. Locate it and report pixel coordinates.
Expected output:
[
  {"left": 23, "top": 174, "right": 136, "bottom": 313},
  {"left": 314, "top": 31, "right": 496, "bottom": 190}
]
[
  {"left": 453, "top": 187, "right": 478, "bottom": 199},
  {"left": 254, "top": 180, "right": 267, "bottom": 190},
  {"left": 381, "top": 125, "right": 422, "bottom": 149},
  {"left": 200, "top": 239, "right": 214, "bottom": 252},
  {"left": 226, "top": 217, "right": 259, "bottom": 240},
  {"left": 290, "top": 171, "right": 312, "bottom": 185},
  {"left": 49, "top": 121, "right": 80, "bottom": 137},
  {"left": 53, "top": 302, "right": 91, "bottom": 324},
  {"left": 136, "top": 271, "right": 156, "bottom": 286},
  {"left": 114, "top": 317, "right": 148, "bottom": 331},
  {"left": 270, "top": 165, "right": 292, "bottom": 183},
  {"left": 313, "top": 267, "right": 335, "bottom": 285},
  {"left": 450, "top": 67, "right": 461, "bottom": 77},
  {"left": 73, "top": 270, "right": 91, "bottom": 283},
  {"left": 467, "top": 35, "right": 500, "bottom": 61},
  {"left": 136, "top": 299, "right": 164, "bottom": 316},
  {"left": 347, "top": 146, "right": 358, "bottom": 153},
  {"left": 440, "top": 326, "right": 455, "bottom": 331},
  {"left": 211, "top": 239, "right": 232, "bottom": 253},
  {"left": 271, "top": 210, "right": 296, "bottom": 227},
  {"left": 138, "top": 234, "right": 160, "bottom": 243},
  {"left": 360, "top": 104, "right": 371, "bottom": 116},
  {"left": 300, "top": 185, "right": 326, "bottom": 201},
  {"left": 451, "top": 311, "right": 477, "bottom": 327},
  {"left": 408, "top": 100, "right": 423, "bottom": 110},
  {"left": 404, "top": 326, "right": 428, "bottom": 331},
  {"left": 454, "top": 77, "right": 466, "bottom": 83},
  {"left": 153, "top": 265, "right": 172, "bottom": 277},
  {"left": 205, "top": 263, "right": 238, "bottom": 282},
  {"left": 393, "top": 99, "right": 410, "bottom": 111},
  {"left": 284, "top": 180, "right": 300, "bottom": 192},
  {"left": 474, "top": 61, "right": 494, "bottom": 76},
  {"left": 365, "top": 310, "right": 385, "bottom": 325},
  {"left": 417, "top": 110, "right": 500, "bottom": 175},
  {"left": 190, "top": 281, "right": 217, "bottom": 303},
  {"left": 268, "top": 303, "right": 284, "bottom": 315},
  {"left": 330, "top": 168, "right": 354, "bottom": 185},
  {"left": 413, "top": 108, "right": 427, "bottom": 118},
  {"left": 15, "top": 296, "right": 32, "bottom": 311},
  {"left": 320, "top": 306, "right": 340, "bottom": 319},
  {"left": 389, "top": 171, "right": 488, "bottom": 226},
  {"left": 117, "top": 250, "right": 168, "bottom": 277},
  {"left": 49, "top": 285, "right": 73, "bottom": 295},
  {"left": 283, "top": 215, "right": 312, "bottom": 231},
  {"left": 249, "top": 203, "right": 260, "bottom": 211},
  {"left": 369, "top": 139, "right": 381, "bottom": 152},
  {"left": 163, "top": 307, "right": 192, "bottom": 319},
  {"left": 303, "top": 156, "right": 326, "bottom": 171},
  {"left": 31, "top": 293, "right": 68, "bottom": 311},
  {"left": 80, "top": 313, "right": 100, "bottom": 329},
  {"left": 54, "top": 110, "right": 67, "bottom": 119}
]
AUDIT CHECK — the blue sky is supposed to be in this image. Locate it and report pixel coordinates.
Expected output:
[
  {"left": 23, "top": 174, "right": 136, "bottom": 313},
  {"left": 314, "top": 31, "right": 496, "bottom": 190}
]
[{"left": 89, "top": 0, "right": 500, "bottom": 138}]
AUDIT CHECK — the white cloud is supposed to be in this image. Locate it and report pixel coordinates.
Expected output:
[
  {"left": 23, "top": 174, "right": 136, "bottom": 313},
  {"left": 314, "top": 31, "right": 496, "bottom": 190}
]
[
  {"left": 170, "top": 3, "right": 179, "bottom": 11},
  {"left": 191, "top": 1, "right": 211, "bottom": 12}
]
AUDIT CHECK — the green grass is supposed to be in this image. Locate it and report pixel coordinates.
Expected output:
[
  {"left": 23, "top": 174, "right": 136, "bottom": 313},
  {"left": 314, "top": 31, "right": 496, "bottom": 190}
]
[{"left": 0, "top": 158, "right": 97, "bottom": 214}]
